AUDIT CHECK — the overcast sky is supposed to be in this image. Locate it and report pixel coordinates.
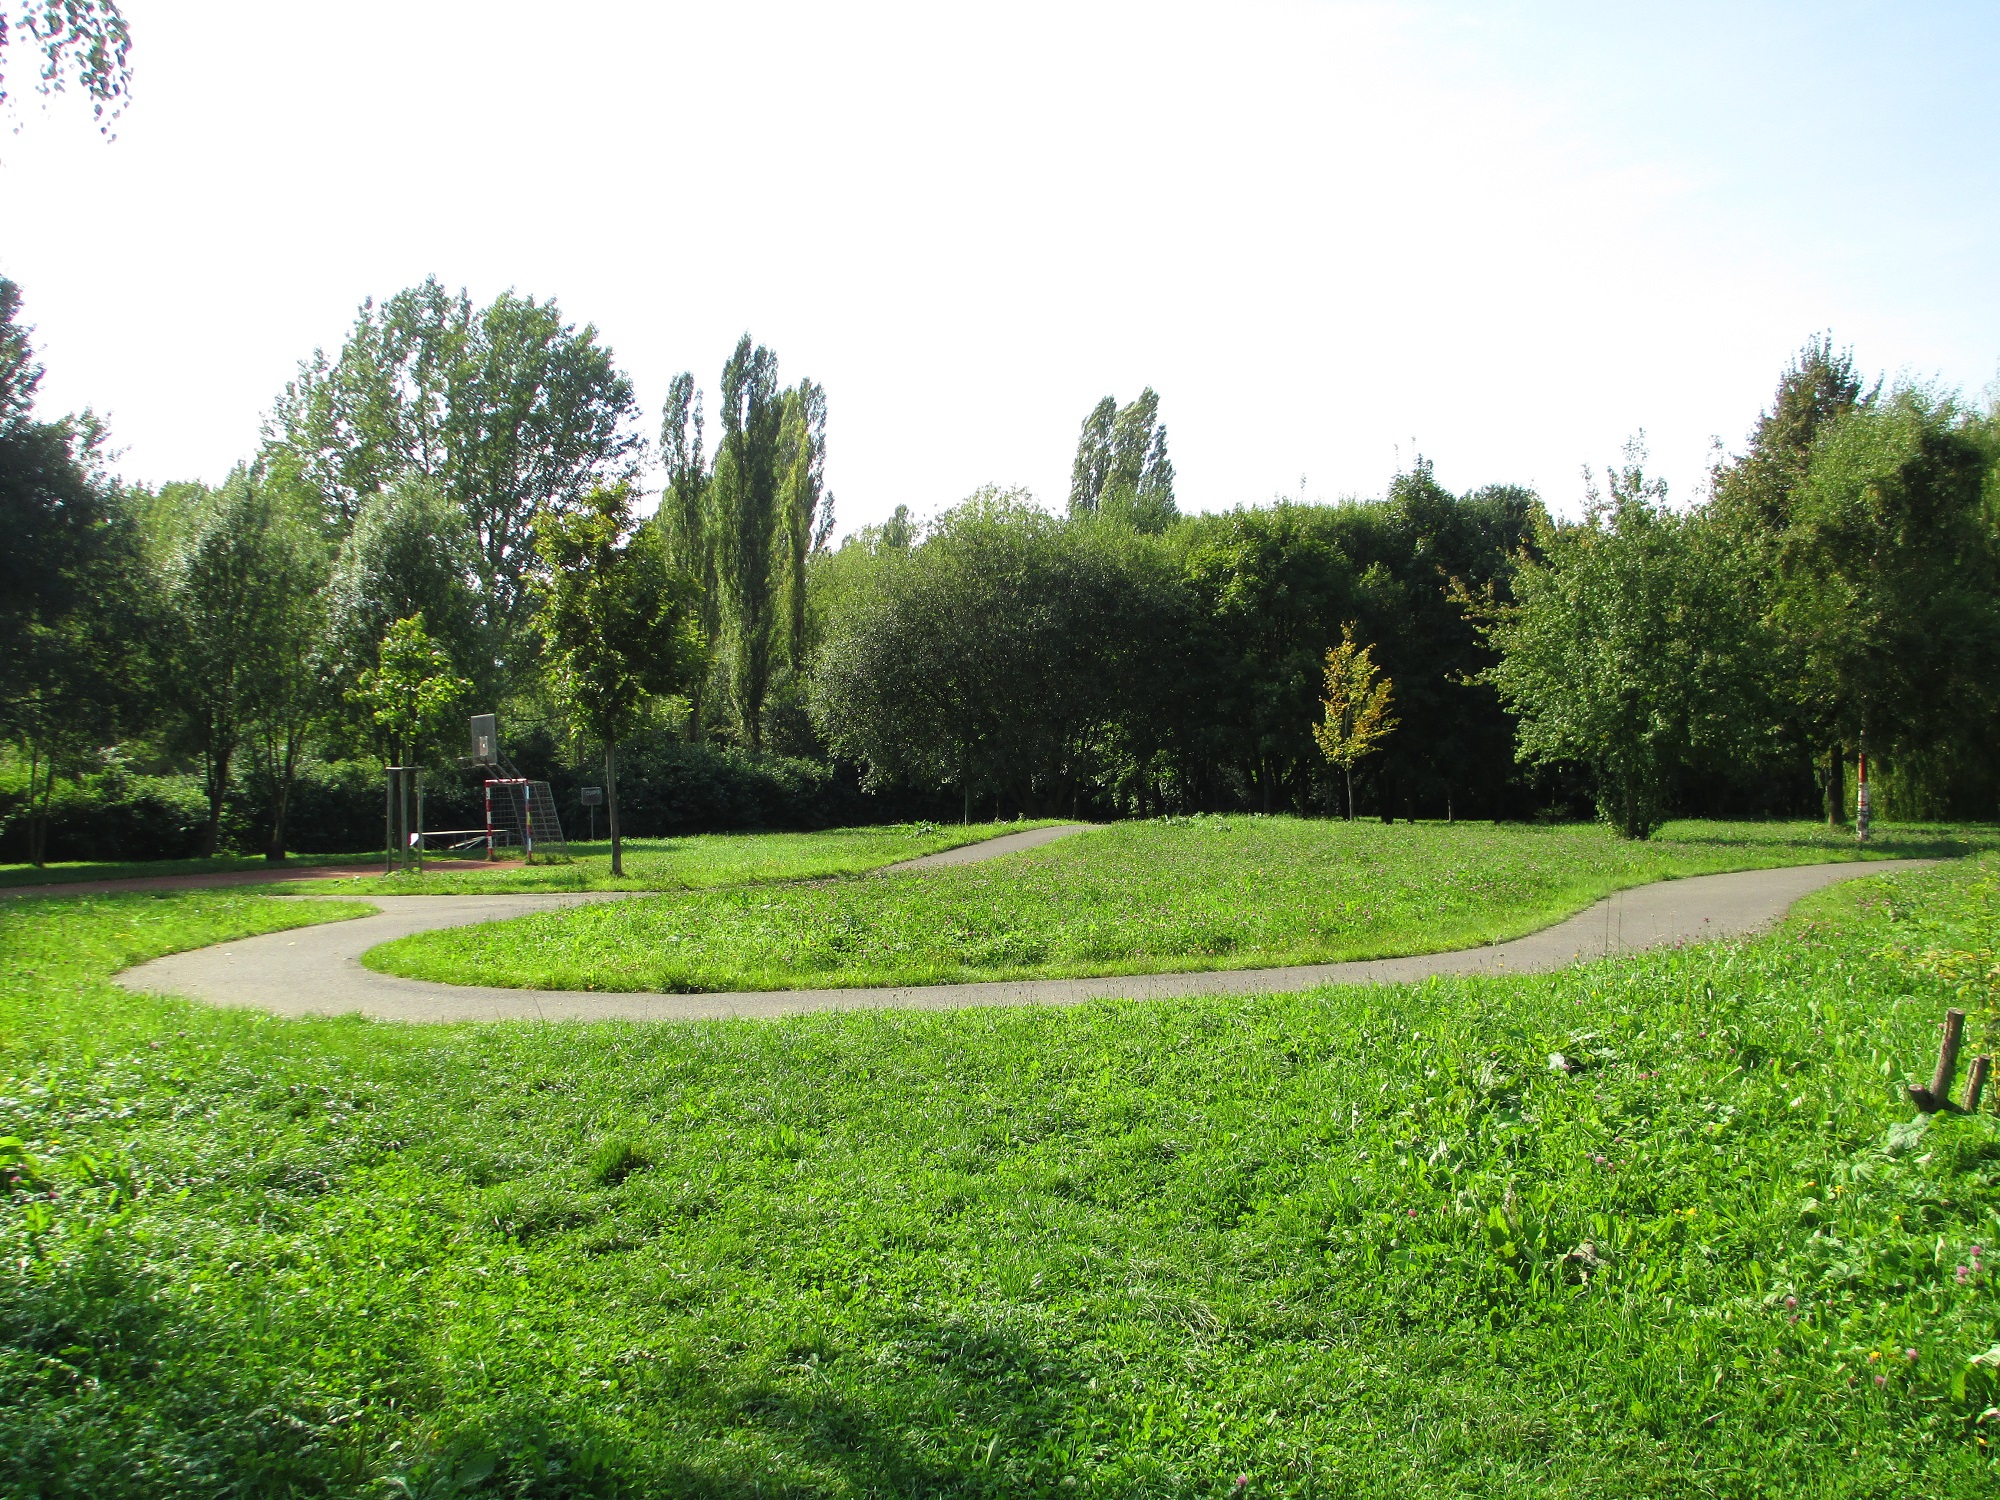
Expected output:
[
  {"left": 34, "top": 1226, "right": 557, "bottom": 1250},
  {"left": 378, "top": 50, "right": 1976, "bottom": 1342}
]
[{"left": 2, "top": 0, "right": 1995, "bottom": 531}]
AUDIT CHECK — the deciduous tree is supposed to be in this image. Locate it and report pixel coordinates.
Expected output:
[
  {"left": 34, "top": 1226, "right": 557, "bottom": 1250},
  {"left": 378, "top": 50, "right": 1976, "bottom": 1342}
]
[
  {"left": 1482, "top": 447, "right": 1770, "bottom": 838},
  {"left": 533, "top": 486, "right": 702, "bottom": 875},
  {"left": 1771, "top": 388, "right": 2000, "bottom": 820},
  {"left": 264, "top": 278, "right": 643, "bottom": 673},
  {"left": 1313, "top": 624, "right": 1398, "bottom": 820},
  {"left": 1068, "top": 388, "right": 1177, "bottom": 531},
  {"left": 711, "top": 335, "right": 783, "bottom": 752},
  {"left": 155, "top": 472, "right": 329, "bottom": 856},
  {"left": 349, "top": 614, "right": 471, "bottom": 769}
]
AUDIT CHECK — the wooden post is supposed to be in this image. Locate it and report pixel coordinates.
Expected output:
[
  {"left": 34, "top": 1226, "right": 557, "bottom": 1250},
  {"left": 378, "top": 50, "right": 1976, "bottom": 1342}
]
[
  {"left": 1965, "top": 1054, "right": 1991, "bottom": 1115},
  {"left": 1930, "top": 1009, "right": 1967, "bottom": 1109},
  {"left": 1907, "top": 1009, "right": 1970, "bottom": 1114}
]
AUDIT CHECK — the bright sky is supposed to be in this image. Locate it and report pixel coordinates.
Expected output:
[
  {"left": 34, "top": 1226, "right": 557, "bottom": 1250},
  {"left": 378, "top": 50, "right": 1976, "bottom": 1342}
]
[{"left": 2, "top": 1, "right": 1995, "bottom": 530}]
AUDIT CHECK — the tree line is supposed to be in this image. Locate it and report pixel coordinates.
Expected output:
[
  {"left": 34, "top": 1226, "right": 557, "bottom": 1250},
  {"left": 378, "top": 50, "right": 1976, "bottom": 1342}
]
[
  {"left": 7, "top": 268, "right": 1998, "bottom": 866},
  {"left": 807, "top": 346, "right": 2000, "bottom": 836}
]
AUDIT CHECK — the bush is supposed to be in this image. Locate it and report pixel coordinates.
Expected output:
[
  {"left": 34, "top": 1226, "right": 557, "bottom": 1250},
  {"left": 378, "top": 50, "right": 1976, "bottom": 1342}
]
[
  {"left": 0, "top": 760, "right": 391, "bottom": 863},
  {"left": 0, "top": 772, "right": 209, "bottom": 863}
]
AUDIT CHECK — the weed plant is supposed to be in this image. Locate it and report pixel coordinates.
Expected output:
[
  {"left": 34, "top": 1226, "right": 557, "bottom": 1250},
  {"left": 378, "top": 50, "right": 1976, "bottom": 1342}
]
[
  {"left": 1, "top": 861, "right": 1997, "bottom": 1494},
  {"left": 280, "top": 821, "right": 1058, "bottom": 898},
  {"left": 368, "top": 816, "right": 1995, "bottom": 994}
]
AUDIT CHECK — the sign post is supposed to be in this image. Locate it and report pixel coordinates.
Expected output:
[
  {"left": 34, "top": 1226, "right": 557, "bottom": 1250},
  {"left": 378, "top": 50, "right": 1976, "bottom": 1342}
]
[{"left": 580, "top": 786, "right": 604, "bottom": 842}]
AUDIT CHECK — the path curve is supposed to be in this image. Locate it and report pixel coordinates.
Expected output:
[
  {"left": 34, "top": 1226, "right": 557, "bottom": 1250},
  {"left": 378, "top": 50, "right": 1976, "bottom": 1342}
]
[{"left": 116, "top": 857, "right": 1932, "bottom": 1024}]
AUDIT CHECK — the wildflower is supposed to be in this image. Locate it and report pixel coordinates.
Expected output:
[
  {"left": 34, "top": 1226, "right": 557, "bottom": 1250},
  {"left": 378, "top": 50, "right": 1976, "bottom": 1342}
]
[
  {"left": 1784, "top": 1296, "right": 1798, "bottom": 1311},
  {"left": 1956, "top": 1265, "right": 1970, "bottom": 1284},
  {"left": 1905, "top": 1349, "right": 1917, "bottom": 1362},
  {"left": 1407, "top": 1209, "right": 1417, "bottom": 1218},
  {"left": 1868, "top": 1351, "right": 1880, "bottom": 1363},
  {"left": 1593, "top": 1154, "right": 1608, "bottom": 1166},
  {"left": 1874, "top": 1374, "right": 1886, "bottom": 1387}
]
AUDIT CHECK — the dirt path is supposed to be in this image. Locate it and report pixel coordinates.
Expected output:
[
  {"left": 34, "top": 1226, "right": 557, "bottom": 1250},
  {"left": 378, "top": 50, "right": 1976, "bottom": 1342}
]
[{"left": 115, "top": 856, "right": 1930, "bottom": 1024}]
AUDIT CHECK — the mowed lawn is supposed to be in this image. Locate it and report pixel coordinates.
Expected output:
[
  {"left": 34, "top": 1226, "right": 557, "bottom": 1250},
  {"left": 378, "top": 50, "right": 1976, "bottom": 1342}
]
[
  {"left": 366, "top": 816, "right": 1992, "bottom": 994},
  {"left": 0, "top": 851, "right": 383, "bottom": 890},
  {"left": 271, "top": 820, "right": 1059, "bottom": 897},
  {"left": 3, "top": 859, "right": 1998, "bottom": 1495}
]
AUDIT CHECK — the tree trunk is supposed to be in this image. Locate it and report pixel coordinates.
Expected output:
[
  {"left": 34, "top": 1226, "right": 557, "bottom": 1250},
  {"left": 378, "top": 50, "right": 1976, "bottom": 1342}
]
[
  {"left": 1343, "top": 766, "right": 1353, "bottom": 822},
  {"left": 26, "top": 743, "right": 49, "bottom": 867},
  {"left": 1822, "top": 745, "right": 1843, "bottom": 829},
  {"left": 962, "top": 782, "right": 970, "bottom": 826},
  {"left": 265, "top": 782, "right": 292, "bottom": 862},
  {"left": 201, "top": 746, "right": 233, "bottom": 858},
  {"left": 265, "top": 732, "right": 300, "bottom": 861},
  {"left": 607, "top": 740, "right": 624, "bottom": 877}
]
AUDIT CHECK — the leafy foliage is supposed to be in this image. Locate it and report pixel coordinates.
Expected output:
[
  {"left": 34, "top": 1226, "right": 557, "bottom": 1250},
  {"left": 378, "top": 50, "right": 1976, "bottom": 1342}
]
[
  {"left": 348, "top": 614, "right": 470, "bottom": 767},
  {"left": 532, "top": 485, "right": 703, "bottom": 874},
  {"left": 810, "top": 491, "right": 1188, "bottom": 816},
  {"left": 263, "top": 277, "right": 643, "bottom": 666},
  {"left": 1068, "top": 387, "right": 1178, "bottom": 532},
  {"left": 0, "top": 0, "right": 131, "bottom": 131},
  {"left": 1312, "top": 623, "right": 1398, "bottom": 819},
  {"left": 1483, "top": 448, "right": 1770, "bottom": 838}
]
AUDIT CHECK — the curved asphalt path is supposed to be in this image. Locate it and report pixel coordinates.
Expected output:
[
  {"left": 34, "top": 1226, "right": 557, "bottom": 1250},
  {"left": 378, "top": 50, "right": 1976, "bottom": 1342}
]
[{"left": 114, "top": 827, "right": 1933, "bottom": 1022}]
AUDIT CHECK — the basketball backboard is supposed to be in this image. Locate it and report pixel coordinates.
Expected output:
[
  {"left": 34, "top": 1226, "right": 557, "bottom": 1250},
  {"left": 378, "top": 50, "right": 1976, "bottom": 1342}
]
[{"left": 469, "top": 714, "right": 499, "bottom": 765}]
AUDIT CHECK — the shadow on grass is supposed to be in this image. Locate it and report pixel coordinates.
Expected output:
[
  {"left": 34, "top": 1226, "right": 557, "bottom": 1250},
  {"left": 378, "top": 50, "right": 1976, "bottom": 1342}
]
[
  {"left": 1658, "top": 829, "right": 1988, "bottom": 860},
  {"left": 5, "top": 1237, "right": 1115, "bottom": 1498}
]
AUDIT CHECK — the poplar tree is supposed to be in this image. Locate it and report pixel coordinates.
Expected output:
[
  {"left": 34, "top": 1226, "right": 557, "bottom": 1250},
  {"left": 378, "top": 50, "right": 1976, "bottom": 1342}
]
[
  {"left": 658, "top": 371, "right": 717, "bottom": 738},
  {"left": 712, "top": 335, "right": 783, "bottom": 753},
  {"left": 1068, "top": 397, "right": 1116, "bottom": 516},
  {"left": 778, "top": 378, "right": 834, "bottom": 673},
  {"left": 1068, "top": 388, "right": 1177, "bottom": 531}
]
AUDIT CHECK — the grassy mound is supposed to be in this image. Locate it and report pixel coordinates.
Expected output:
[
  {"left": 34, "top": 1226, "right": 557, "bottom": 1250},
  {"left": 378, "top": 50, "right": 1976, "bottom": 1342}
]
[
  {"left": 366, "top": 816, "right": 1992, "bottom": 993},
  {"left": 2, "top": 861, "right": 1998, "bottom": 1494}
]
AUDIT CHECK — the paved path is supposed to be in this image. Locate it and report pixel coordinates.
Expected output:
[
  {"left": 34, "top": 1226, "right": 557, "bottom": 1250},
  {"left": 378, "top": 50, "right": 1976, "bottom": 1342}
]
[
  {"left": 883, "top": 823, "right": 1089, "bottom": 871},
  {"left": 116, "top": 856, "right": 1930, "bottom": 1024}
]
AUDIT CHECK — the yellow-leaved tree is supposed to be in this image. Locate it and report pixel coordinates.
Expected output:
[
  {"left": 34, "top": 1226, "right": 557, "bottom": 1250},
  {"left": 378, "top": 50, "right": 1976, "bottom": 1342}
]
[{"left": 1313, "top": 623, "right": 1399, "bottom": 821}]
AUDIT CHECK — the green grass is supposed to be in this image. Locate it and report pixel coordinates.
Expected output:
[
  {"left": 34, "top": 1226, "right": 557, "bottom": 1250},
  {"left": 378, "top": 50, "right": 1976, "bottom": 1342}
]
[
  {"left": 3, "top": 860, "right": 1998, "bottom": 1494},
  {"left": 367, "top": 816, "right": 1997, "bottom": 994},
  {"left": 272, "top": 820, "right": 1062, "bottom": 897},
  {"left": 0, "top": 851, "right": 381, "bottom": 890}
]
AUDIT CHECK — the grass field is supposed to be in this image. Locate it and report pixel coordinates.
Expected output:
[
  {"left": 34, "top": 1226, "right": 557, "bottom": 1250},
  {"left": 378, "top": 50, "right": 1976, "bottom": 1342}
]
[
  {"left": 367, "top": 816, "right": 1996, "bottom": 994},
  {"left": 0, "top": 851, "right": 382, "bottom": 890},
  {"left": 2, "top": 856, "right": 1997, "bottom": 1495},
  {"left": 272, "top": 821, "right": 1059, "bottom": 897}
]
